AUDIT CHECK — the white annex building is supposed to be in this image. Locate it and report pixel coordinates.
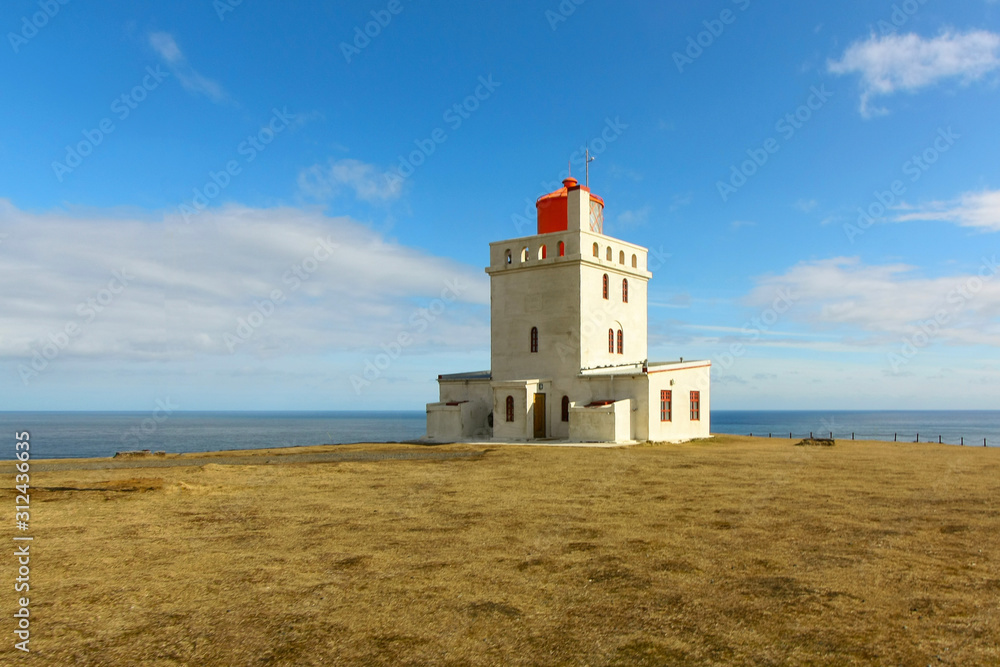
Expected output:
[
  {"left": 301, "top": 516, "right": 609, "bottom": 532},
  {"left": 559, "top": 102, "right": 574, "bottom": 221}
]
[{"left": 426, "top": 176, "right": 710, "bottom": 444}]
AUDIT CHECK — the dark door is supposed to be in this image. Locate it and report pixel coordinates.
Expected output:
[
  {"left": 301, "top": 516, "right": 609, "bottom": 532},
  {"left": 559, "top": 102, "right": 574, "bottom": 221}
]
[{"left": 533, "top": 393, "right": 546, "bottom": 438}]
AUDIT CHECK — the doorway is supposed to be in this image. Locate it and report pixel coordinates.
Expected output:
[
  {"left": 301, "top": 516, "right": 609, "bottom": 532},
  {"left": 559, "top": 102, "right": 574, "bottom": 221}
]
[{"left": 533, "top": 393, "right": 546, "bottom": 438}]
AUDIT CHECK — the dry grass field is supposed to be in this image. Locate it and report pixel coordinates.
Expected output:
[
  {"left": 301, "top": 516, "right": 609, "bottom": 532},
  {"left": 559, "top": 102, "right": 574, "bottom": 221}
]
[{"left": 3, "top": 435, "right": 999, "bottom": 666}]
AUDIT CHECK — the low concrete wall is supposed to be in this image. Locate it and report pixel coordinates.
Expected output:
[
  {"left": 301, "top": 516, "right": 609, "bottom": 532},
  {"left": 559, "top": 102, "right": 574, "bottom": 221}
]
[
  {"left": 426, "top": 403, "right": 462, "bottom": 441},
  {"left": 569, "top": 399, "right": 633, "bottom": 443},
  {"left": 426, "top": 399, "right": 492, "bottom": 441}
]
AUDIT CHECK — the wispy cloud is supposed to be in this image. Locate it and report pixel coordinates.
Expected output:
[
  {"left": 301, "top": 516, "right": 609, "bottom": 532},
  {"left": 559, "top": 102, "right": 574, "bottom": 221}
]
[
  {"left": 608, "top": 164, "right": 643, "bottom": 181},
  {"left": 0, "top": 201, "right": 488, "bottom": 364},
  {"left": 616, "top": 205, "right": 651, "bottom": 228},
  {"left": 828, "top": 30, "right": 1000, "bottom": 117},
  {"left": 148, "top": 32, "right": 229, "bottom": 104},
  {"left": 893, "top": 189, "right": 1000, "bottom": 232},
  {"left": 730, "top": 219, "right": 756, "bottom": 230},
  {"left": 745, "top": 257, "right": 1000, "bottom": 346},
  {"left": 297, "top": 158, "right": 402, "bottom": 203},
  {"left": 669, "top": 193, "right": 693, "bottom": 212}
]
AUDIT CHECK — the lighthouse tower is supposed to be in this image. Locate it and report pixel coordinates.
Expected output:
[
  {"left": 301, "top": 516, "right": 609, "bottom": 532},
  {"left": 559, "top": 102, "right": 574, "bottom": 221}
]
[{"left": 425, "top": 175, "right": 710, "bottom": 443}]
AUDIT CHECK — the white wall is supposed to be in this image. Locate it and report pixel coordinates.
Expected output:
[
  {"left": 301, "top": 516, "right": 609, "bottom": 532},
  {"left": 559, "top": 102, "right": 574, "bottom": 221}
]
[
  {"left": 491, "top": 381, "right": 533, "bottom": 441},
  {"left": 487, "top": 229, "right": 650, "bottom": 382},
  {"left": 646, "top": 364, "right": 712, "bottom": 442}
]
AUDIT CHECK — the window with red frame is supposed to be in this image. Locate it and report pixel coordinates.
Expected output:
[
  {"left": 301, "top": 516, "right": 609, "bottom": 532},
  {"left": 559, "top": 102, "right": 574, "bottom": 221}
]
[
  {"left": 505, "top": 396, "right": 514, "bottom": 422},
  {"left": 617, "top": 329, "right": 623, "bottom": 354},
  {"left": 622, "top": 278, "right": 628, "bottom": 303},
  {"left": 690, "top": 391, "right": 701, "bottom": 421},
  {"left": 608, "top": 328, "right": 614, "bottom": 353},
  {"left": 660, "top": 390, "right": 672, "bottom": 422},
  {"left": 602, "top": 274, "right": 609, "bottom": 299}
]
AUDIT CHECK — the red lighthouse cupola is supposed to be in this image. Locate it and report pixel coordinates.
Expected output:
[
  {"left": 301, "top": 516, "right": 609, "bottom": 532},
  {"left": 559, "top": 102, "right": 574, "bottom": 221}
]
[{"left": 536, "top": 177, "right": 605, "bottom": 235}]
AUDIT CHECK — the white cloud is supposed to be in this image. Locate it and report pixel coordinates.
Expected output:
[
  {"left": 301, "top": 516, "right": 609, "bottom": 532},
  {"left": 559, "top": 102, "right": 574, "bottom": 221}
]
[
  {"left": 669, "top": 193, "right": 693, "bottom": 212},
  {"left": 828, "top": 30, "right": 1000, "bottom": 116},
  {"left": 893, "top": 189, "right": 1000, "bottom": 232},
  {"left": 298, "top": 158, "right": 403, "bottom": 203},
  {"left": 0, "top": 201, "right": 489, "bottom": 366},
  {"left": 148, "top": 32, "right": 229, "bottom": 103},
  {"left": 745, "top": 257, "right": 1000, "bottom": 347},
  {"left": 616, "top": 206, "right": 651, "bottom": 228},
  {"left": 730, "top": 219, "right": 756, "bottom": 230},
  {"left": 794, "top": 199, "right": 818, "bottom": 212}
]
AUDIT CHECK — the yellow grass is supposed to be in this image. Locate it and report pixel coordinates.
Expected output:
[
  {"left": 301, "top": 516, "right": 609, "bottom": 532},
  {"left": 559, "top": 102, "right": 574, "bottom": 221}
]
[{"left": 4, "top": 435, "right": 999, "bottom": 665}]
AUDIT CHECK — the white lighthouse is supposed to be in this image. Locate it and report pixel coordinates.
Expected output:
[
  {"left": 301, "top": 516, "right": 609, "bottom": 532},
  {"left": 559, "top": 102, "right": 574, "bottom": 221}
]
[{"left": 426, "top": 175, "right": 710, "bottom": 443}]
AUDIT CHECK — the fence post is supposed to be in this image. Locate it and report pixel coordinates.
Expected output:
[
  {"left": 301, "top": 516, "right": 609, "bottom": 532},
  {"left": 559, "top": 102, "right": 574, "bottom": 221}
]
[
  {"left": 938, "top": 435, "right": 942, "bottom": 444},
  {"left": 961, "top": 437, "right": 964, "bottom": 446},
  {"left": 894, "top": 433, "right": 897, "bottom": 442},
  {"left": 852, "top": 432, "right": 855, "bottom": 440},
  {"left": 916, "top": 433, "right": 919, "bottom": 443}
]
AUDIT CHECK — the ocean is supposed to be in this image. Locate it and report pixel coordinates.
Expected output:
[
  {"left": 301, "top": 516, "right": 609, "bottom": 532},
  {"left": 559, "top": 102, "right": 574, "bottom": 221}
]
[{"left": 1, "top": 410, "right": 997, "bottom": 460}]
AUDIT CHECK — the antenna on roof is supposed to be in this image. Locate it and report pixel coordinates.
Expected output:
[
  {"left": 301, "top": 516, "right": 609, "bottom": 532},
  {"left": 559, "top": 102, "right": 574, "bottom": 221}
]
[
  {"left": 586, "top": 148, "right": 596, "bottom": 187},
  {"left": 568, "top": 159, "right": 571, "bottom": 178}
]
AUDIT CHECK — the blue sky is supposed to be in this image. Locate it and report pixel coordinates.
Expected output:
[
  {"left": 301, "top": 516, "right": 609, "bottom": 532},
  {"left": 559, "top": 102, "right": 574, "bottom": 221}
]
[{"left": 2, "top": 0, "right": 999, "bottom": 411}]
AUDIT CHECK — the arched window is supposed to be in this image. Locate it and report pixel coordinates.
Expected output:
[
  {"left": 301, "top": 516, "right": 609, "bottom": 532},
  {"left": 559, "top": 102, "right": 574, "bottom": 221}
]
[
  {"left": 538, "top": 245, "right": 547, "bottom": 260},
  {"left": 505, "top": 249, "right": 512, "bottom": 265},
  {"left": 505, "top": 396, "right": 515, "bottom": 422},
  {"left": 602, "top": 274, "right": 609, "bottom": 300},
  {"left": 619, "top": 250, "right": 625, "bottom": 264},
  {"left": 530, "top": 326, "right": 538, "bottom": 353},
  {"left": 631, "top": 254, "right": 637, "bottom": 268},
  {"left": 622, "top": 279, "right": 628, "bottom": 303},
  {"left": 608, "top": 328, "right": 615, "bottom": 353},
  {"left": 520, "top": 246, "right": 529, "bottom": 262},
  {"left": 617, "top": 329, "right": 624, "bottom": 354},
  {"left": 592, "top": 242, "right": 599, "bottom": 257},
  {"left": 561, "top": 396, "right": 570, "bottom": 422},
  {"left": 558, "top": 241, "right": 565, "bottom": 257},
  {"left": 606, "top": 247, "right": 612, "bottom": 261}
]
